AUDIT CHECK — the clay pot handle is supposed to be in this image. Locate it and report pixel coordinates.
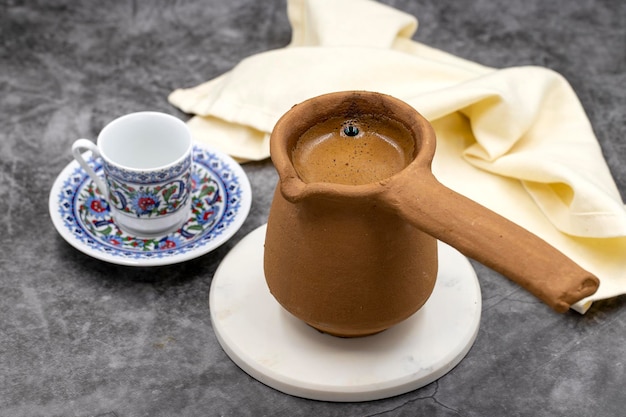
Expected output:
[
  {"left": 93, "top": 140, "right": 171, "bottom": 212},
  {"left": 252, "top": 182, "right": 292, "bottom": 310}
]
[{"left": 382, "top": 169, "right": 599, "bottom": 312}]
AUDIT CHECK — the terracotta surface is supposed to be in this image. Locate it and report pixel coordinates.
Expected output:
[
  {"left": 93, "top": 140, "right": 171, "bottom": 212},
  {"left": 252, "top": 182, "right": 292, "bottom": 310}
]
[{"left": 264, "top": 91, "right": 599, "bottom": 337}]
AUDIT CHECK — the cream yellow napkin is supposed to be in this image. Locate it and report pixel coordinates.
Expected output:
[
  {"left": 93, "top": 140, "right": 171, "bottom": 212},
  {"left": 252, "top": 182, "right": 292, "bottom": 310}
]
[{"left": 169, "top": 0, "right": 626, "bottom": 312}]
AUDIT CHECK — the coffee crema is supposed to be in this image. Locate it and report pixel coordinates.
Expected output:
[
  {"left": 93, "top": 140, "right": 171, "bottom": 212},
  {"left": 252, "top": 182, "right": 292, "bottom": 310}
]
[{"left": 291, "top": 115, "right": 415, "bottom": 186}]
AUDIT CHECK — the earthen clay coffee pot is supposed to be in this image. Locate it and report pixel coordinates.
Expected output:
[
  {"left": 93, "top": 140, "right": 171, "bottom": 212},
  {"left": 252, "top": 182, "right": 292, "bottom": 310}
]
[{"left": 264, "top": 91, "right": 599, "bottom": 338}]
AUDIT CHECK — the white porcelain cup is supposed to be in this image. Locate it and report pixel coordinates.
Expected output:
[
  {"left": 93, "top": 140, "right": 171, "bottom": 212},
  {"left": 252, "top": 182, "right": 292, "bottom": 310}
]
[{"left": 72, "top": 112, "right": 193, "bottom": 237}]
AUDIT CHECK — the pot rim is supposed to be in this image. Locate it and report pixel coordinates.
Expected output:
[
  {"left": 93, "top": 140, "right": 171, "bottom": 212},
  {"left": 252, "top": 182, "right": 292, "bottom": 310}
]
[{"left": 269, "top": 90, "right": 437, "bottom": 201}]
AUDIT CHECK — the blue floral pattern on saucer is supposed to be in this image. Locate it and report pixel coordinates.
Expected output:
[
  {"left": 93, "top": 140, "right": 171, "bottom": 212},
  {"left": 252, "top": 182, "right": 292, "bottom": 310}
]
[{"left": 49, "top": 144, "right": 251, "bottom": 266}]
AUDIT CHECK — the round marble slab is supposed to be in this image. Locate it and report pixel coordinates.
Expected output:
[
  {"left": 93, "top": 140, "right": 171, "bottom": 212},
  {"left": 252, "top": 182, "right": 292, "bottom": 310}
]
[{"left": 210, "top": 224, "right": 481, "bottom": 402}]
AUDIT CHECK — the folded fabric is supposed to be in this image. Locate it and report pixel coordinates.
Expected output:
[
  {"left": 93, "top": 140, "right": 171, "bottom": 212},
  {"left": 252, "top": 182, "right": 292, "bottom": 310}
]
[{"left": 169, "top": 0, "right": 626, "bottom": 312}]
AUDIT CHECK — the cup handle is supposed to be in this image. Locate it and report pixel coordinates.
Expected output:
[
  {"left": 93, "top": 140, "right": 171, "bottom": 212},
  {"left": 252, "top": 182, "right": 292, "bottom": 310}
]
[
  {"left": 381, "top": 168, "right": 599, "bottom": 313},
  {"left": 72, "top": 139, "right": 108, "bottom": 201}
]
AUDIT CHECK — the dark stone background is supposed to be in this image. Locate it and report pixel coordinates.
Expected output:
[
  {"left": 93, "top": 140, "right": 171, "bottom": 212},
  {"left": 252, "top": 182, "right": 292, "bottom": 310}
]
[{"left": 1, "top": 0, "right": 625, "bottom": 416}]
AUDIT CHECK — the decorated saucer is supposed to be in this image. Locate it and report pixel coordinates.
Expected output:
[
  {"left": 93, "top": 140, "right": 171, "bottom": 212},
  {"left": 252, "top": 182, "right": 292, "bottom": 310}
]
[{"left": 49, "top": 143, "right": 251, "bottom": 266}]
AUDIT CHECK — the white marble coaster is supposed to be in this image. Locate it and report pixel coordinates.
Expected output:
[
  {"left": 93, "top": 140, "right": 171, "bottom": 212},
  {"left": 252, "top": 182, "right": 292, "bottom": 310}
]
[{"left": 210, "top": 224, "right": 481, "bottom": 402}]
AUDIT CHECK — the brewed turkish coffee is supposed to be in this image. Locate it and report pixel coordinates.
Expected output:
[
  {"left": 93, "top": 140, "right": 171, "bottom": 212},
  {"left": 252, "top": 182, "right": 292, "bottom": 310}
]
[{"left": 291, "top": 115, "right": 415, "bottom": 186}]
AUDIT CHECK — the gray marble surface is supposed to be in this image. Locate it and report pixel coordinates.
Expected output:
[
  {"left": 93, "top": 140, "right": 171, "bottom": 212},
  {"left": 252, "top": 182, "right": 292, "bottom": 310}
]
[{"left": 1, "top": 0, "right": 625, "bottom": 416}]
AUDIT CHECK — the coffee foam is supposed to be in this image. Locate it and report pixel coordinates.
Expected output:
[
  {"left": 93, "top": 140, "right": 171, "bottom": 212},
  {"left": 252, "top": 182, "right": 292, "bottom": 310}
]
[{"left": 291, "top": 115, "right": 415, "bottom": 185}]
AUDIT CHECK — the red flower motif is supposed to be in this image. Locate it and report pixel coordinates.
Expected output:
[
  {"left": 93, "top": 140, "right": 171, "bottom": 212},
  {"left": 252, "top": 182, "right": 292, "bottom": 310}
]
[
  {"left": 138, "top": 197, "right": 156, "bottom": 211},
  {"left": 90, "top": 199, "right": 107, "bottom": 213},
  {"left": 161, "top": 240, "right": 177, "bottom": 249}
]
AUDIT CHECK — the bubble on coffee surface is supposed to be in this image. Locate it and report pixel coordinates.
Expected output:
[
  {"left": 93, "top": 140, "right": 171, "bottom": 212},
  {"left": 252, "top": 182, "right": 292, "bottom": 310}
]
[
  {"left": 292, "top": 115, "right": 415, "bottom": 186},
  {"left": 343, "top": 124, "right": 359, "bottom": 137}
]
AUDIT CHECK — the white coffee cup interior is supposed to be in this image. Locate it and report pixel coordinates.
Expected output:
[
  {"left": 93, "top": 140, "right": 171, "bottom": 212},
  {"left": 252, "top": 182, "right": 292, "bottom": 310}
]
[{"left": 99, "top": 112, "right": 192, "bottom": 170}]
